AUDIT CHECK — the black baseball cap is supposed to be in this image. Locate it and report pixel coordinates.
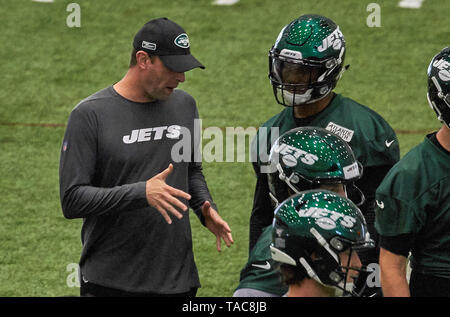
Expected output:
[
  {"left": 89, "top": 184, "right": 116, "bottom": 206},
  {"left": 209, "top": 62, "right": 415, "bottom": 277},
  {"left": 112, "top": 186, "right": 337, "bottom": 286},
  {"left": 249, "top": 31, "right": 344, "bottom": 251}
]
[{"left": 133, "top": 17, "right": 205, "bottom": 73}]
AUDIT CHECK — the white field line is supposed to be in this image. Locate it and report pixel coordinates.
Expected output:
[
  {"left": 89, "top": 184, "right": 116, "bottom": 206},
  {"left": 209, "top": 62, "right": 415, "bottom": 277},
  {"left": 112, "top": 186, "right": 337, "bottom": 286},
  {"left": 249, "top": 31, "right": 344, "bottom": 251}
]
[{"left": 398, "top": 0, "right": 425, "bottom": 9}]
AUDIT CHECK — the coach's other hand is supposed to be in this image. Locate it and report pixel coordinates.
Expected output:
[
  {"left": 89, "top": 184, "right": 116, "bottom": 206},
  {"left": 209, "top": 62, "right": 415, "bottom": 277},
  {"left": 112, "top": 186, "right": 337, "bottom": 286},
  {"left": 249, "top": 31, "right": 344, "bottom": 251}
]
[
  {"left": 146, "top": 164, "right": 191, "bottom": 224},
  {"left": 201, "top": 201, "right": 234, "bottom": 252}
]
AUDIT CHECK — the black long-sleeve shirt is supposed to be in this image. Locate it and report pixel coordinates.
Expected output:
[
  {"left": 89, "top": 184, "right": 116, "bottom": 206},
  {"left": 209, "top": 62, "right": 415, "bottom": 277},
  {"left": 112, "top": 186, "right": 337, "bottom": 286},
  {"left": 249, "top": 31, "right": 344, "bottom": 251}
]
[{"left": 59, "top": 86, "right": 215, "bottom": 293}]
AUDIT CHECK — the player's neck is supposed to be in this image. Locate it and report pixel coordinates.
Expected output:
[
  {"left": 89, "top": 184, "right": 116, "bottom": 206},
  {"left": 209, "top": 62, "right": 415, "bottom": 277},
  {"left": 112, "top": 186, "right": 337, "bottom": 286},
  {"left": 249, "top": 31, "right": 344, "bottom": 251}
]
[
  {"left": 436, "top": 125, "right": 450, "bottom": 152},
  {"left": 292, "top": 93, "right": 334, "bottom": 119},
  {"left": 287, "top": 279, "right": 334, "bottom": 297}
]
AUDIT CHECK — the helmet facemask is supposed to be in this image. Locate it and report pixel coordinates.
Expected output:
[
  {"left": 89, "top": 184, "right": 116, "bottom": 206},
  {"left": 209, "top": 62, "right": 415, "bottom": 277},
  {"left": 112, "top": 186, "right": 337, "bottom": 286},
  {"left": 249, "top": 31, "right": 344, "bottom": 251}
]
[
  {"left": 427, "top": 47, "right": 450, "bottom": 128},
  {"left": 271, "top": 191, "right": 375, "bottom": 297},
  {"left": 268, "top": 14, "right": 348, "bottom": 107},
  {"left": 270, "top": 54, "right": 327, "bottom": 106},
  {"left": 303, "top": 229, "right": 374, "bottom": 297},
  {"left": 427, "top": 76, "right": 450, "bottom": 129}
]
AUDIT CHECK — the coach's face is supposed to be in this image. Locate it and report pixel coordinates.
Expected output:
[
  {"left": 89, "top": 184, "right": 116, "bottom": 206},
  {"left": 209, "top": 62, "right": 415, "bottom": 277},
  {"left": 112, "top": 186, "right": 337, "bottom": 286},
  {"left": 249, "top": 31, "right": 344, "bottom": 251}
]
[{"left": 138, "top": 52, "right": 185, "bottom": 101}]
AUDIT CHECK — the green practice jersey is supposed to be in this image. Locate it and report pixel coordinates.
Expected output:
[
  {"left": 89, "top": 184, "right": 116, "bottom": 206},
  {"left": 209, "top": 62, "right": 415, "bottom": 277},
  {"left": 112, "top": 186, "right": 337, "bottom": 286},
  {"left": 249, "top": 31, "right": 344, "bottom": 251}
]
[
  {"left": 252, "top": 93, "right": 399, "bottom": 169},
  {"left": 235, "top": 226, "right": 288, "bottom": 296},
  {"left": 249, "top": 93, "right": 399, "bottom": 250},
  {"left": 375, "top": 135, "right": 450, "bottom": 278}
]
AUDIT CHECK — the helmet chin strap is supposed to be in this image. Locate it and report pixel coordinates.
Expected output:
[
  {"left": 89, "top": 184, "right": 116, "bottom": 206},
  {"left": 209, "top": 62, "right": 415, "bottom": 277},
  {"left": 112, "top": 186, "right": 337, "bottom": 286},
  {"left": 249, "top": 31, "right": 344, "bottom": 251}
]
[
  {"left": 297, "top": 228, "right": 340, "bottom": 286},
  {"left": 300, "top": 256, "right": 355, "bottom": 297},
  {"left": 428, "top": 92, "right": 444, "bottom": 123},
  {"left": 310, "top": 228, "right": 339, "bottom": 263},
  {"left": 277, "top": 163, "right": 301, "bottom": 194},
  {"left": 269, "top": 191, "right": 280, "bottom": 208},
  {"left": 432, "top": 76, "right": 444, "bottom": 95},
  {"left": 299, "top": 257, "right": 321, "bottom": 283}
]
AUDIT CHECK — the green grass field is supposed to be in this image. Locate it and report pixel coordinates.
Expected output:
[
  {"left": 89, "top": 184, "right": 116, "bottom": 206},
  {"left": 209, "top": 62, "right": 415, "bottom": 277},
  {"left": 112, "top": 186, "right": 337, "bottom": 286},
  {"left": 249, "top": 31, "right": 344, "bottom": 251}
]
[{"left": 0, "top": 0, "right": 446, "bottom": 297}]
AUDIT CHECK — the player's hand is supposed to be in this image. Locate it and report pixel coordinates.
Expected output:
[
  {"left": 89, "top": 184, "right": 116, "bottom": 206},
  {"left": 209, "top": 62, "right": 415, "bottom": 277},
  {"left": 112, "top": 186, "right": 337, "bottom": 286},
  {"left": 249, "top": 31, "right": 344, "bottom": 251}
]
[
  {"left": 201, "top": 201, "right": 234, "bottom": 252},
  {"left": 146, "top": 163, "right": 191, "bottom": 224}
]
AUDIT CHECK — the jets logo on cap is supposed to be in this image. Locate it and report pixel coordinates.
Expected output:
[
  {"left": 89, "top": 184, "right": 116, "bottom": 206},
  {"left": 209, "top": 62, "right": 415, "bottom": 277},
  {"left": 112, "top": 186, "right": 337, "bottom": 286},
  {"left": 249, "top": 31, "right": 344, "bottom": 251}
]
[{"left": 174, "top": 33, "right": 190, "bottom": 48}]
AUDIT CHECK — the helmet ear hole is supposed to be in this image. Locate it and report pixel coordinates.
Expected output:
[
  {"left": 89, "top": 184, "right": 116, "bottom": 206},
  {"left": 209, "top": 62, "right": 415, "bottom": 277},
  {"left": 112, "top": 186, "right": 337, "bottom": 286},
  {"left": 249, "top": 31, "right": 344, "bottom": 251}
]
[{"left": 330, "top": 237, "right": 345, "bottom": 251}]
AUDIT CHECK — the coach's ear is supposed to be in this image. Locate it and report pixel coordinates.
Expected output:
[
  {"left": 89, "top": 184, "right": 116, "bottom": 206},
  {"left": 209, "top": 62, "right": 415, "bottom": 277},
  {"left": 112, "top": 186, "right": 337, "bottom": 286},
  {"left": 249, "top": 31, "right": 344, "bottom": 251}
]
[{"left": 135, "top": 50, "right": 154, "bottom": 69}]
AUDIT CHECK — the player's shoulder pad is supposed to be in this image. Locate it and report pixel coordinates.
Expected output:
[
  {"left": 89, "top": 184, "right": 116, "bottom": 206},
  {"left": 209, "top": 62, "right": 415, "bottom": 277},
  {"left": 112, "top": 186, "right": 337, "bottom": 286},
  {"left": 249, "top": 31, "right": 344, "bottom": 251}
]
[{"left": 337, "top": 95, "right": 396, "bottom": 135}]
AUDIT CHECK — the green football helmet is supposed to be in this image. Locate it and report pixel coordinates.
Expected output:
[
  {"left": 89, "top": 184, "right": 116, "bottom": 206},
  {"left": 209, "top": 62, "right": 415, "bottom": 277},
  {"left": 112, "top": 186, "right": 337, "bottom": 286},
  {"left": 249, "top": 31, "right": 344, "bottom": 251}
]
[
  {"left": 270, "top": 190, "right": 374, "bottom": 296},
  {"left": 267, "top": 127, "right": 363, "bottom": 207},
  {"left": 427, "top": 47, "right": 450, "bottom": 128},
  {"left": 269, "top": 14, "right": 348, "bottom": 106}
]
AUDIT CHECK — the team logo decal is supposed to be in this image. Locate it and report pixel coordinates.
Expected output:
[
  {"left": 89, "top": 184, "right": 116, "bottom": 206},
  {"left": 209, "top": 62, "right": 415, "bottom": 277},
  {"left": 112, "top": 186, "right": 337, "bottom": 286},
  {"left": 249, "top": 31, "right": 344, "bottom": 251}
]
[
  {"left": 296, "top": 206, "right": 356, "bottom": 230},
  {"left": 343, "top": 162, "right": 359, "bottom": 179},
  {"left": 433, "top": 58, "right": 450, "bottom": 81},
  {"left": 325, "top": 122, "right": 354, "bottom": 142},
  {"left": 122, "top": 125, "right": 181, "bottom": 144},
  {"left": 273, "top": 143, "right": 319, "bottom": 166},
  {"left": 317, "top": 27, "right": 344, "bottom": 52},
  {"left": 280, "top": 49, "right": 303, "bottom": 60},
  {"left": 174, "top": 33, "right": 190, "bottom": 48}
]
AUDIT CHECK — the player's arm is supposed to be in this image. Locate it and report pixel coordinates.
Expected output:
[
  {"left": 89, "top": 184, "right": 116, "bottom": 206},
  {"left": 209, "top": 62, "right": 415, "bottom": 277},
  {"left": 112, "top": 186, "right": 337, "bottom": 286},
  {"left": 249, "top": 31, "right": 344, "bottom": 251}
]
[
  {"left": 376, "top": 206, "right": 413, "bottom": 297},
  {"left": 378, "top": 228, "right": 413, "bottom": 296},
  {"left": 379, "top": 246, "right": 410, "bottom": 297},
  {"left": 353, "top": 125, "right": 399, "bottom": 219},
  {"left": 249, "top": 161, "right": 275, "bottom": 252}
]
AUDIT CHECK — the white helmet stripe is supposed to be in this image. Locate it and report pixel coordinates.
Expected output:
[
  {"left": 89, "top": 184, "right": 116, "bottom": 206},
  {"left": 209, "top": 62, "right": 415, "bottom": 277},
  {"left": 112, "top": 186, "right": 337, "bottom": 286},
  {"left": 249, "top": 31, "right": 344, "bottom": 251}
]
[{"left": 310, "top": 227, "right": 340, "bottom": 263}]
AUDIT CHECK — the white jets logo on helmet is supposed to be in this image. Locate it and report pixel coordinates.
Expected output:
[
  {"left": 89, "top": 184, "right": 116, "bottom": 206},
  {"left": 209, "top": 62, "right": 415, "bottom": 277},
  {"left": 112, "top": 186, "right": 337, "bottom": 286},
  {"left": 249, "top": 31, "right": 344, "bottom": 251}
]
[
  {"left": 297, "top": 206, "right": 356, "bottom": 230},
  {"left": 433, "top": 58, "right": 450, "bottom": 81},
  {"left": 273, "top": 143, "right": 319, "bottom": 166},
  {"left": 317, "top": 27, "right": 344, "bottom": 52}
]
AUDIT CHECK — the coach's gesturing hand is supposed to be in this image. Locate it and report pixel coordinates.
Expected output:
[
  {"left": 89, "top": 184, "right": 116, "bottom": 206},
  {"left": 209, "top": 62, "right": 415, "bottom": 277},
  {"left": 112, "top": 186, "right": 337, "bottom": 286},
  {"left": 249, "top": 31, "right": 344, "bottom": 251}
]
[
  {"left": 146, "top": 163, "right": 191, "bottom": 224},
  {"left": 201, "top": 201, "right": 234, "bottom": 252}
]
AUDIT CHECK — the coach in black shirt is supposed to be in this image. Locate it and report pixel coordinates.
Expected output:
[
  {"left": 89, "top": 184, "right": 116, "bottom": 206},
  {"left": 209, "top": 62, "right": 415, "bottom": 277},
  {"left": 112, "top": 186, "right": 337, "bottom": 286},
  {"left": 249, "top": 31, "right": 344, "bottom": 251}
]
[{"left": 59, "top": 17, "right": 233, "bottom": 297}]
